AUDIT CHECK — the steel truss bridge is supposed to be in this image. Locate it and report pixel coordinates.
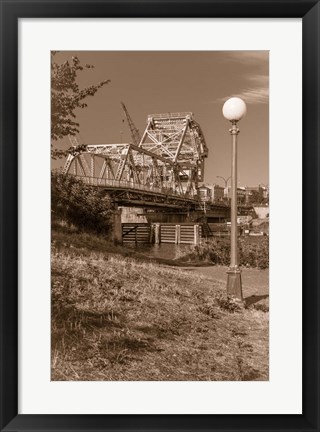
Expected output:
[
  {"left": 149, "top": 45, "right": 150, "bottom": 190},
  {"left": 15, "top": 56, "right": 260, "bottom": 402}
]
[{"left": 63, "top": 111, "right": 210, "bottom": 210}]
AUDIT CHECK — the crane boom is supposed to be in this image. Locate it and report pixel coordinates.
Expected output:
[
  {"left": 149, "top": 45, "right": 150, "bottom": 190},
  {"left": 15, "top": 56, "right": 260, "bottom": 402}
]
[{"left": 121, "top": 102, "right": 141, "bottom": 146}]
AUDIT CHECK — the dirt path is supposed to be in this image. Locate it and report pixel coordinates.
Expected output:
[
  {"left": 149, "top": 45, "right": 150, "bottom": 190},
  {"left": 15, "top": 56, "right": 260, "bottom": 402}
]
[{"left": 183, "top": 265, "right": 269, "bottom": 301}]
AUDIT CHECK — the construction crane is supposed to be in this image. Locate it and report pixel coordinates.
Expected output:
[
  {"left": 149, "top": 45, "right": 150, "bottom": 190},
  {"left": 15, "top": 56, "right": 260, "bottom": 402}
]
[{"left": 121, "top": 102, "right": 141, "bottom": 146}]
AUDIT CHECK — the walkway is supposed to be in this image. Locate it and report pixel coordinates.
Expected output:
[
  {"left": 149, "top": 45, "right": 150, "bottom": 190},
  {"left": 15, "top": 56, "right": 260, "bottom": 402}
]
[{"left": 184, "top": 265, "right": 269, "bottom": 302}]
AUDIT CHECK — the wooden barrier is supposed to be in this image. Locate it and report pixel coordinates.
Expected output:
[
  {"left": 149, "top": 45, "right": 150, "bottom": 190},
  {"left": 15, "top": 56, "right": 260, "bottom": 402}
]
[
  {"left": 157, "top": 223, "right": 202, "bottom": 245},
  {"left": 122, "top": 223, "right": 203, "bottom": 245},
  {"left": 122, "top": 223, "right": 152, "bottom": 244}
]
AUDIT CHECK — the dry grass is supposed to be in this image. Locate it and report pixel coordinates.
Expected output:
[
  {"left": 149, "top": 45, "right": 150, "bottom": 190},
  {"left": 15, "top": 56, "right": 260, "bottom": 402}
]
[{"left": 51, "top": 229, "right": 269, "bottom": 381}]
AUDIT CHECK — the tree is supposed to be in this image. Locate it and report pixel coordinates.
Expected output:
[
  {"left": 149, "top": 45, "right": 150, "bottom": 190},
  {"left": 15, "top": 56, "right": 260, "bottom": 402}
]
[
  {"left": 51, "top": 52, "right": 110, "bottom": 157},
  {"left": 248, "top": 190, "right": 264, "bottom": 205},
  {"left": 51, "top": 171, "right": 112, "bottom": 234}
]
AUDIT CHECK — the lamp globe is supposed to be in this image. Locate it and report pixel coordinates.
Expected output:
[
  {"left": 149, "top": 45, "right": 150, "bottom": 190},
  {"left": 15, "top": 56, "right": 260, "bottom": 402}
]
[{"left": 222, "top": 97, "right": 247, "bottom": 122}]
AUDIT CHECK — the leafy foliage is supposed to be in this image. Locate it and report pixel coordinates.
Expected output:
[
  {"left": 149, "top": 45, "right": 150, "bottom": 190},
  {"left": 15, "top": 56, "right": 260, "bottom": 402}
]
[
  {"left": 51, "top": 52, "right": 110, "bottom": 155},
  {"left": 239, "top": 237, "right": 269, "bottom": 269},
  {"left": 184, "top": 237, "right": 269, "bottom": 269},
  {"left": 52, "top": 143, "right": 89, "bottom": 160},
  {"left": 248, "top": 190, "right": 264, "bottom": 205},
  {"left": 213, "top": 294, "right": 244, "bottom": 313},
  {"left": 51, "top": 172, "right": 112, "bottom": 234}
]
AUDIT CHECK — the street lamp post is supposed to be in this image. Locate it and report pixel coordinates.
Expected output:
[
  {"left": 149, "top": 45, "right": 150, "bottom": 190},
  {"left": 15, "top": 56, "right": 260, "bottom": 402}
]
[
  {"left": 222, "top": 97, "right": 247, "bottom": 300},
  {"left": 216, "top": 175, "right": 231, "bottom": 200},
  {"left": 216, "top": 175, "right": 231, "bottom": 188}
]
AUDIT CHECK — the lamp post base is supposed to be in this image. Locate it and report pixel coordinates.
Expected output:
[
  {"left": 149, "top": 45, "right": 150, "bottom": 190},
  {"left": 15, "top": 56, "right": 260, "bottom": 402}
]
[{"left": 226, "top": 267, "right": 243, "bottom": 300}]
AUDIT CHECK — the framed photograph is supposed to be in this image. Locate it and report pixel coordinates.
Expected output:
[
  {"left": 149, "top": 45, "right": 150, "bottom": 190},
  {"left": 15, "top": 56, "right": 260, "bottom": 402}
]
[{"left": 0, "top": 0, "right": 319, "bottom": 431}]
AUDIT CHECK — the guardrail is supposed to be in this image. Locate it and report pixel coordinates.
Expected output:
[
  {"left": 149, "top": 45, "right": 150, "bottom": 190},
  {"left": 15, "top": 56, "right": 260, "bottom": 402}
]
[{"left": 70, "top": 174, "right": 197, "bottom": 201}]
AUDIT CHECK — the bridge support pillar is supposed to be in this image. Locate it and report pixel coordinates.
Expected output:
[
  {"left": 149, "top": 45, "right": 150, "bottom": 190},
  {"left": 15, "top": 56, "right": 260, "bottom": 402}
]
[
  {"left": 175, "top": 225, "right": 181, "bottom": 244},
  {"left": 154, "top": 224, "right": 160, "bottom": 244},
  {"left": 194, "top": 224, "right": 200, "bottom": 245},
  {"left": 112, "top": 208, "right": 123, "bottom": 244}
]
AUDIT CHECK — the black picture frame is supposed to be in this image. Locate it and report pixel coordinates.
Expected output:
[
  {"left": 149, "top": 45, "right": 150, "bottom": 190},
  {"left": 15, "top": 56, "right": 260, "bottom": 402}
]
[{"left": 1, "top": 1, "right": 319, "bottom": 431}]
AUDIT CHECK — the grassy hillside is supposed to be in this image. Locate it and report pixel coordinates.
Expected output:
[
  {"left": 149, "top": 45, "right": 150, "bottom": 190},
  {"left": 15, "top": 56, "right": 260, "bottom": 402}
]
[{"left": 52, "top": 228, "right": 269, "bottom": 381}]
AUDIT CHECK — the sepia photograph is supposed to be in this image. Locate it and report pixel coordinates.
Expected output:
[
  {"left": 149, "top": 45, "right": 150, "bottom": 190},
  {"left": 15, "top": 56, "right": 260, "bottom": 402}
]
[{"left": 51, "top": 50, "right": 269, "bottom": 381}]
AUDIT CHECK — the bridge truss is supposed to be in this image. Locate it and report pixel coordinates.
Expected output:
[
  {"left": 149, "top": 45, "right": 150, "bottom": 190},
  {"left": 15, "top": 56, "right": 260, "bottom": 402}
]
[{"left": 63, "top": 112, "right": 208, "bottom": 205}]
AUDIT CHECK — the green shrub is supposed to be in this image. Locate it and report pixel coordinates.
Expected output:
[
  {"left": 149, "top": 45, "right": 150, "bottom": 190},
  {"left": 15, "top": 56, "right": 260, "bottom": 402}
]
[
  {"left": 51, "top": 171, "right": 112, "bottom": 234},
  {"left": 239, "top": 237, "right": 269, "bottom": 269},
  {"left": 251, "top": 303, "right": 269, "bottom": 312},
  {"left": 183, "top": 237, "right": 269, "bottom": 269},
  {"left": 191, "top": 238, "right": 229, "bottom": 265},
  {"left": 214, "top": 294, "right": 244, "bottom": 313}
]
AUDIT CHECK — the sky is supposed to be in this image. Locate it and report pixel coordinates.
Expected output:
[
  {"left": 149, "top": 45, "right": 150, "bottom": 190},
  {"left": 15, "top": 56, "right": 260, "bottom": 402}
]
[{"left": 52, "top": 51, "right": 269, "bottom": 187}]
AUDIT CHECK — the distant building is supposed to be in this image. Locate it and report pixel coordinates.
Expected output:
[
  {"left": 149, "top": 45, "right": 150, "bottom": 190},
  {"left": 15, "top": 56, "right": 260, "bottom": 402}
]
[
  {"left": 197, "top": 183, "right": 268, "bottom": 205},
  {"left": 245, "top": 185, "right": 268, "bottom": 204},
  {"left": 225, "top": 186, "right": 246, "bottom": 204},
  {"left": 207, "top": 184, "right": 225, "bottom": 202},
  {"left": 253, "top": 206, "right": 269, "bottom": 219},
  {"left": 197, "top": 184, "right": 225, "bottom": 203},
  {"left": 261, "top": 185, "right": 269, "bottom": 200},
  {"left": 197, "top": 185, "right": 212, "bottom": 202}
]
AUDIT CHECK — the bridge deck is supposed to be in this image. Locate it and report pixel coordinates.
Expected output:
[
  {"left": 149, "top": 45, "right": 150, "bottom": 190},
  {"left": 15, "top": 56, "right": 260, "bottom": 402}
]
[
  {"left": 73, "top": 175, "right": 198, "bottom": 204},
  {"left": 68, "top": 174, "right": 230, "bottom": 213}
]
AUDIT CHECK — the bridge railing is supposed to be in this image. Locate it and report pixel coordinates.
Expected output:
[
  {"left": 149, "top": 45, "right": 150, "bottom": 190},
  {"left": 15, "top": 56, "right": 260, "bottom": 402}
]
[{"left": 70, "top": 174, "right": 198, "bottom": 200}]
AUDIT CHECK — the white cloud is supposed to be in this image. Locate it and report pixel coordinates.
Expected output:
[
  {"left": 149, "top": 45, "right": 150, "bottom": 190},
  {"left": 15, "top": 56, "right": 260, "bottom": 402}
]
[
  {"left": 223, "top": 51, "right": 269, "bottom": 65},
  {"left": 231, "top": 86, "right": 269, "bottom": 104},
  {"left": 217, "top": 74, "right": 269, "bottom": 105}
]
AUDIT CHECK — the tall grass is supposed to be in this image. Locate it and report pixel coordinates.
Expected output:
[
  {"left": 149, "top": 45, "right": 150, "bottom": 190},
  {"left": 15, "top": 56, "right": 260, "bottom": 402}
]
[{"left": 51, "top": 229, "right": 269, "bottom": 381}]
